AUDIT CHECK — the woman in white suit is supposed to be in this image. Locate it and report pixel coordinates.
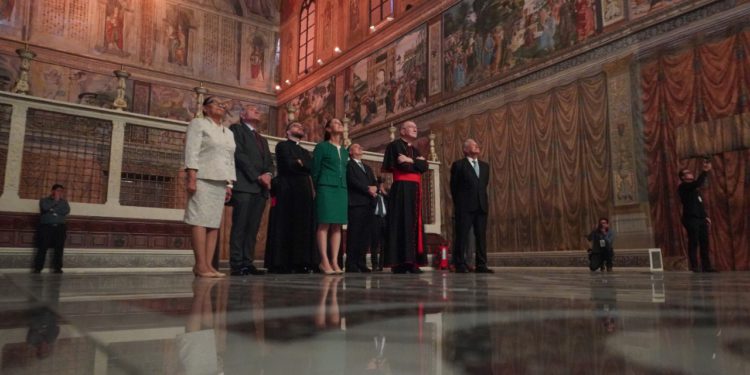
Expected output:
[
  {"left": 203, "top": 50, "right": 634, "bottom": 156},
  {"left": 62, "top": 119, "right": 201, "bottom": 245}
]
[{"left": 184, "top": 96, "right": 236, "bottom": 277}]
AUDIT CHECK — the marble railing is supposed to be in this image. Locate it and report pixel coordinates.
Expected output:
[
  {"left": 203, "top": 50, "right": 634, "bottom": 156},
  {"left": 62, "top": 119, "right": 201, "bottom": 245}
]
[{"left": 0, "top": 91, "right": 442, "bottom": 236}]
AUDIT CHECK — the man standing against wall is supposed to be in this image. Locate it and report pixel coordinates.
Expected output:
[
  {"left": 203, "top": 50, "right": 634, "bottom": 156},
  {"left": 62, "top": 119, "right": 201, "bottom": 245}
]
[
  {"left": 229, "top": 105, "right": 273, "bottom": 276},
  {"left": 678, "top": 159, "right": 717, "bottom": 273},
  {"left": 346, "top": 143, "right": 377, "bottom": 273},
  {"left": 33, "top": 184, "right": 70, "bottom": 273},
  {"left": 381, "top": 121, "right": 429, "bottom": 273},
  {"left": 450, "top": 139, "right": 493, "bottom": 273}
]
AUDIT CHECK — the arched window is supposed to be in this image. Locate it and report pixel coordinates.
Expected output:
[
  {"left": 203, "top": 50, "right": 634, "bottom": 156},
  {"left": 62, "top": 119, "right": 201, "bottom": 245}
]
[
  {"left": 369, "top": 0, "right": 393, "bottom": 27},
  {"left": 298, "top": 0, "right": 316, "bottom": 75}
]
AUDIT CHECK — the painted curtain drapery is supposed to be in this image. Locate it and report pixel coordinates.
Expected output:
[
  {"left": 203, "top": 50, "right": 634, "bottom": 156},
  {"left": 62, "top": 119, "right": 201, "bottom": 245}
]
[
  {"left": 437, "top": 74, "right": 610, "bottom": 253},
  {"left": 642, "top": 29, "right": 750, "bottom": 271}
]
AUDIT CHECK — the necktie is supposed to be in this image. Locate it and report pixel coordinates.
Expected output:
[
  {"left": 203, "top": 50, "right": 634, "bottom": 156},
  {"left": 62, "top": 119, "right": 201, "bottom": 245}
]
[
  {"left": 472, "top": 159, "right": 479, "bottom": 177},
  {"left": 356, "top": 160, "right": 366, "bottom": 173},
  {"left": 251, "top": 129, "right": 265, "bottom": 160}
]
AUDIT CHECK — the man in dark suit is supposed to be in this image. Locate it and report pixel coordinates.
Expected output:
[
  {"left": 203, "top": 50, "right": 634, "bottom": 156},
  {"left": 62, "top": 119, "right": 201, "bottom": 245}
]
[
  {"left": 228, "top": 104, "right": 274, "bottom": 276},
  {"left": 345, "top": 143, "right": 377, "bottom": 272},
  {"left": 678, "top": 159, "right": 717, "bottom": 273},
  {"left": 450, "top": 139, "right": 493, "bottom": 273}
]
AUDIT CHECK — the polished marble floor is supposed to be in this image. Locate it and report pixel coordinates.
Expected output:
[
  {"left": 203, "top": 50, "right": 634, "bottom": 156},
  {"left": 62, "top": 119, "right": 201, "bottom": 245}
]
[{"left": 1, "top": 269, "right": 749, "bottom": 375}]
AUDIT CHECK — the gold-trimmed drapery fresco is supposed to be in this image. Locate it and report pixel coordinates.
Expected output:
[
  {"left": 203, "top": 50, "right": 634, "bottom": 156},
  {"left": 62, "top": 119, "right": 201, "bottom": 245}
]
[
  {"left": 435, "top": 74, "right": 610, "bottom": 253},
  {"left": 641, "top": 28, "right": 750, "bottom": 271}
]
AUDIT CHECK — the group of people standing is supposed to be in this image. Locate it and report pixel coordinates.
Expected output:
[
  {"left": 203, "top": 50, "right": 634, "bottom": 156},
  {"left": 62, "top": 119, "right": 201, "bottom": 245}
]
[
  {"left": 28, "top": 98, "right": 718, "bottom": 275},
  {"left": 183, "top": 96, "right": 446, "bottom": 277}
]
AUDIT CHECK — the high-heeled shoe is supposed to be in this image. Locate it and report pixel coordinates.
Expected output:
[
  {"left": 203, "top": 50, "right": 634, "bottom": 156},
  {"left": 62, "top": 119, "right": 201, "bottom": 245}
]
[
  {"left": 319, "top": 263, "right": 335, "bottom": 275},
  {"left": 193, "top": 266, "right": 219, "bottom": 278}
]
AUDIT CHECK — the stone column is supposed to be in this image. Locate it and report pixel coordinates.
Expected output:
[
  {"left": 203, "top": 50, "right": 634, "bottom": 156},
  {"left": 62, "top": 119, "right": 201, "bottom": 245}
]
[
  {"left": 112, "top": 68, "right": 130, "bottom": 111},
  {"left": 194, "top": 83, "right": 207, "bottom": 119},
  {"left": 286, "top": 102, "right": 298, "bottom": 123},
  {"left": 342, "top": 116, "right": 351, "bottom": 147},
  {"left": 428, "top": 132, "right": 438, "bottom": 162},
  {"left": 12, "top": 45, "right": 35, "bottom": 95}
]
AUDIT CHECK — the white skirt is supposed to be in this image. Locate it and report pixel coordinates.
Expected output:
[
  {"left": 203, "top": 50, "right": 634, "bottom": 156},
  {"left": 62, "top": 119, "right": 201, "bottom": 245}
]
[{"left": 184, "top": 179, "right": 226, "bottom": 229}]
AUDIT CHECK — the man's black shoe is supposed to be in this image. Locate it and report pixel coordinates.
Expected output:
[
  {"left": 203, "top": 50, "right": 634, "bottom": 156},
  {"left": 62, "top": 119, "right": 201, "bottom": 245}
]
[
  {"left": 407, "top": 266, "right": 424, "bottom": 274},
  {"left": 52, "top": 269, "right": 63, "bottom": 274},
  {"left": 230, "top": 268, "right": 247, "bottom": 276},
  {"left": 391, "top": 264, "right": 407, "bottom": 274},
  {"left": 31, "top": 269, "right": 41, "bottom": 274},
  {"left": 246, "top": 266, "right": 266, "bottom": 275},
  {"left": 455, "top": 266, "right": 470, "bottom": 273},
  {"left": 360, "top": 267, "right": 372, "bottom": 273},
  {"left": 703, "top": 268, "right": 719, "bottom": 273},
  {"left": 474, "top": 267, "right": 494, "bottom": 273}
]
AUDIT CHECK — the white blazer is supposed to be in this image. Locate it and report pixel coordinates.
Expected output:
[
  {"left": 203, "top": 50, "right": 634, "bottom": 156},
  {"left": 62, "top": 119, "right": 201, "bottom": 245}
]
[{"left": 184, "top": 117, "right": 237, "bottom": 182}]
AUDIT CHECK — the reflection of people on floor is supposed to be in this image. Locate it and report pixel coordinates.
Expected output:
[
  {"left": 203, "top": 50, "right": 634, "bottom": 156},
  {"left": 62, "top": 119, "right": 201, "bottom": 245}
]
[
  {"left": 224, "top": 279, "right": 268, "bottom": 374},
  {"left": 26, "top": 277, "right": 62, "bottom": 359},
  {"left": 366, "top": 334, "right": 389, "bottom": 373},
  {"left": 315, "top": 276, "right": 341, "bottom": 329},
  {"left": 448, "top": 277, "right": 492, "bottom": 373},
  {"left": 688, "top": 276, "right": 721, "bottom": 374},
  {"left": 590, "top": 276, "right": 618, "bottom": 333},
  {"left": 177, "top": 278, "right": 228, "bottom": 375}
]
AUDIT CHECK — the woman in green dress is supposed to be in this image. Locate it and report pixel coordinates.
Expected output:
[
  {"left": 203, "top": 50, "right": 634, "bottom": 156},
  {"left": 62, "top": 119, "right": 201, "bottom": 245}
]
[{"left": 312, "top": 118, "right": 349, "bottom": 274}]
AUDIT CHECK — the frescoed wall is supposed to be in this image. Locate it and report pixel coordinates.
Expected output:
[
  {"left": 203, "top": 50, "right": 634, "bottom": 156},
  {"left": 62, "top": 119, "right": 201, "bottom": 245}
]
[
  {"left": 0, "top": 0, "right": 278, "bottom": 94},
  {"left": 344, "top": 26, "right": 427, "bottom": 129},
  {"left": 28, "top": 60, "right": 131, "bottom": 109},
  {"left": 281, "top": 76, "right": 336, "bottom": 142},
  {"left": 0, "top": 54, "right": 19, "bottom": 91},
  {"left": 442, "top": 0, "right": 598, "bottom": 93}
]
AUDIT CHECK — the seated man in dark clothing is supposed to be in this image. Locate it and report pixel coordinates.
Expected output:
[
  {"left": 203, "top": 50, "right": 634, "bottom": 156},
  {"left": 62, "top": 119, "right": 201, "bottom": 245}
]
[{"left": 588, "top": 218, "right": 615, "bottom": 272}]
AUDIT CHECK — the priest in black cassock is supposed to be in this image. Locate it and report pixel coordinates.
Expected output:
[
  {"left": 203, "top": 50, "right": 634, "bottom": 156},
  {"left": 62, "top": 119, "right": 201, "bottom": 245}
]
[
  {"left": 265, "top": 122, "right": 317, "bottom": 273},
  {"left": 381, "top": 121, "right": 429, "bottom": 273}
]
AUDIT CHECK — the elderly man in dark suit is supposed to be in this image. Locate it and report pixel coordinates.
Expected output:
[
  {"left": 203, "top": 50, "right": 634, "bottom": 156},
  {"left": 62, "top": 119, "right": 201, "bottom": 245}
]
[
  {"left": 228, "top": 104, "right": 274, "bottom": 276},
  {"left": 345, "top": 143, "right": 378, "bottom": 273},
  {"left": 450, "top": 139, "right": 493, "bottom": 273}
]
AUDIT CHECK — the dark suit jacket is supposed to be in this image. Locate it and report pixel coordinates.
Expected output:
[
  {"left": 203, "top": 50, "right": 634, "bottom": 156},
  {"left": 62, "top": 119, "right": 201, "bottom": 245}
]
[
  {"left": 450, "top": 158, "right": 490, "bottom": 213},
  {"left": 229, "top": 122, "right": 274, "bottom": 196},
  {"left": 679, "top": 171, "right": 708, "bottom": 220},
  {"left": 347, "top": 159, "right": 377, "bottom": 207}
]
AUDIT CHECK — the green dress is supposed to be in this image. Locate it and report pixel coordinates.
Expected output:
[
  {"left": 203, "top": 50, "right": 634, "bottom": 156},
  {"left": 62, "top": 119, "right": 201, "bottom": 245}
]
[{"left": 312, "top": 141, "right": 349, "bottom": 224}]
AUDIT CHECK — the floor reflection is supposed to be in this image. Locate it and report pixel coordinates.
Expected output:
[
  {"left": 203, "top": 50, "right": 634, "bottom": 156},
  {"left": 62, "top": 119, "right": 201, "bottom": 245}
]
[{"left": 2, "top": 271, "right": 750, "bottom": 374}]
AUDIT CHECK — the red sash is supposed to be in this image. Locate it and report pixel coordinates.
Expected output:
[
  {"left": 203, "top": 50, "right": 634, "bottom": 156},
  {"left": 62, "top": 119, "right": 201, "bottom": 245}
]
[{"left": 393, "top": 170, "right": 424, "bottom": 254}]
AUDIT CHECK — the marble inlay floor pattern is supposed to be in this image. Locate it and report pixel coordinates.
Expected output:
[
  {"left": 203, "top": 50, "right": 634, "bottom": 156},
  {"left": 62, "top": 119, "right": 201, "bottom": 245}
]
[{"left": 1, "top": 270, "right": 748, "bottom": 374}]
